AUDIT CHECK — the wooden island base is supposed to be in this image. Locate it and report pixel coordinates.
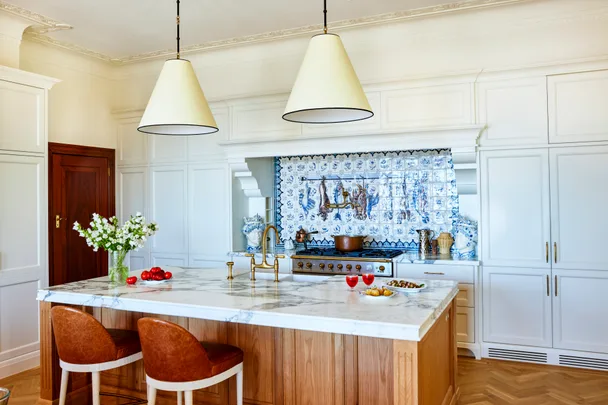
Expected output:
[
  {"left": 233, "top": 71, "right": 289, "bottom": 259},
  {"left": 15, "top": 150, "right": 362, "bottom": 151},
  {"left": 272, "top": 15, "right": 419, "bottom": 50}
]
[{"left": 39, "top": 301, "right": 457, "bottom": 405}]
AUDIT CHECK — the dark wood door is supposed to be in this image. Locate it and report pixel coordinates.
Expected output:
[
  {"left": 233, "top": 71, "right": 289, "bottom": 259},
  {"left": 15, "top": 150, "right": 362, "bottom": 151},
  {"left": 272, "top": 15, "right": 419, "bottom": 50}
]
[{"left": 49, "top": 143, "right": 115, "bottom": 286}]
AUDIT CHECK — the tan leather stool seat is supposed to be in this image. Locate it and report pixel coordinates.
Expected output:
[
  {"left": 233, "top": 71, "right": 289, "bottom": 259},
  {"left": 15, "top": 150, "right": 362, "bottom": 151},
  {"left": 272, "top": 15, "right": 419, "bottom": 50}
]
[{"left": 200, "top": 342, "right": 244, "bottom": 377}]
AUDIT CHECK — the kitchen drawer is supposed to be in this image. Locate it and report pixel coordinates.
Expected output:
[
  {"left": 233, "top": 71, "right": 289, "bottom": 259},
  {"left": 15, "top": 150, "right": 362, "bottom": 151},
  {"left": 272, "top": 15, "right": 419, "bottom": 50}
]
[
  {"left": 456, "top": 307, "right": 475, "bottom": 343},
  {"left": 396, "top": 264, "right": 475, "bottom": 284},
  {"left": 457, "top": 284, "right": 475, "bottom": 308}
]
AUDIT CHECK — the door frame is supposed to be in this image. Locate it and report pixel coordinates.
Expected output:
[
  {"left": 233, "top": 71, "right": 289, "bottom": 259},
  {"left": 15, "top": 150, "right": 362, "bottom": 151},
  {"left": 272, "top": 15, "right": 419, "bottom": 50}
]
[{"left": 48, "top": 142, "right": 116, "bottom": 285}]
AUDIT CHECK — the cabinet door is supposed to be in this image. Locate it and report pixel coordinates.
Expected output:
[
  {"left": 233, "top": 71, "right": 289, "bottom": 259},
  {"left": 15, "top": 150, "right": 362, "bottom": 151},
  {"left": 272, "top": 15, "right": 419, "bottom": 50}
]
[
  {"left": 477, "top": 77, "right": 548, "bottom": 146},
  {"left": 553, "top": 270, "right": 608, "bottom": 353},
  {"left": 456, "top": 307, "right": 475, "bottom": 343},
  {"left": 483, "top": 266, "right": 552, "bottom": 347},
  {"left": 550, "top": 146, "right": 608, "bottom": 270},
  {"left": 480, "top": 150, "right": 551, "bottom": 268},
  {"left": 150, "top": 165, "right": 188, "bottom": 254},
  {"left": 118, "top": 167, "right": 150, "bottom": 269},
  {"left": 0, "top": 80, "right": 45, "bottom": 153},
  {"left": 548, "top": 70, "right": 608, "bottom": 143},
  {"left": 117, "top": 118, "right": 148, "bottom": 166}
]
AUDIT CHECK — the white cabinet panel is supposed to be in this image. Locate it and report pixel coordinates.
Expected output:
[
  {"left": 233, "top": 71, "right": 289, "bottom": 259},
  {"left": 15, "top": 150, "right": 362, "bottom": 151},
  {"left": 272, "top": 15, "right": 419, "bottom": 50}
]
[
  {"left": 188, "top": 107, "right": 229, "bottom": 162},
  {"left": 548, "top": 70, "right": 608, "bottom": 143},
  {"left": 151, "top": 253, "right": 187, "bottom": 267},
  {"left": 483, "top": 266, "right": 552, "bottom": 348},
  {"left": 149, "top": 135, "right": 187, "bottom": 163},
  {"left": 382, "top": 83, "right": 473, "bottom": 129},
  {"left": 231, "top": 100, "right": 301, "bottom": 141},
  {"left": 550, "top": 146, "right": 608, "bottom": 270},
  {"left": 129, "top": 252, "right": 149, "bottom": 271},
  {"left": 118, "top": 167, "right": 148, "bottom": 220},
  {"left": 189, "top": 257, "right": 226, "bottom": 269},
  {"left": 150, "top": 165, "right": 187, "bottom": 253},
  {"left": 188, "top": 165, "right": 230, "bottom": 256},
  {"left": 0, "top": 155, "right": 44, "bottom": 274},
  {"left": 456, "top": 307, "right": 475, "bottom": 343},
  {"left": 457, "top": 284, "right": 475, "bottom": 308},
  {"left": 480, "top": 149, "right": 551, "bottom": 268},
  {"left": 553, "top": 270, "right": 608, "bottom": 354},
  {"left": 118, "top": 119, "right": 148, "bottom": 166},
  {"left": 0, "top": 281, "right": 39, "bottom": 361},
  {"left": 0, "top": 80, "right": 44, "bottom": 153},
  {"left": 395, "top": 264, "right": 475, "bottom": 284},
  {"left": 477, "top": 77, "right": 548, "bottom": 146}
]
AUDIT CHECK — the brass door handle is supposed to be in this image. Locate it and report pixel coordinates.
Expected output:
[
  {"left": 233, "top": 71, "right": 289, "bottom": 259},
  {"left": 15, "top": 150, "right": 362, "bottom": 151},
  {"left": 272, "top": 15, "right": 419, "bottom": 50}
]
[
  {"left": 545, "top": 242, "right": 549, "bottom": 263},
  {"left": 554, "top": 242, "right": 558, "bottom": 263},
  {"left": 546, "top": 275, "right": 550, "bottom": 296},
  {"left": 555, "top": 275, "right": 558, "bottom": 296},
  {"left": 55, "top": 214, "right": 66, "bottom": 228},
  {"left": 424, "top": 271, "right": 445, "bottom": 276}
]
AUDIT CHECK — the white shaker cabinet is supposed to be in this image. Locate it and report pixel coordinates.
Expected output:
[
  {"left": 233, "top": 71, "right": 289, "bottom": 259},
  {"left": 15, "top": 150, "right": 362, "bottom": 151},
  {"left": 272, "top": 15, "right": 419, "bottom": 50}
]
[
  {"left": 118, "top": 167, "right": 150, "bottom": 270},
  {"left": 552, "top": 269, "right": 608, "bottom": 354},
  {"left": 548, "top": 70, "right": 608, "bottom": 144},
  {"left": 482, "top": 266, "right": 553, "bottom": 348},
  {"left": 549, "top": 145, "right": 608, "bottom": 271},
  {"left": 0, "top": 80, "right": 45, "bottom": 153},
  {"left": 480, "top": 149, "right": 551, "bottom": 268}
]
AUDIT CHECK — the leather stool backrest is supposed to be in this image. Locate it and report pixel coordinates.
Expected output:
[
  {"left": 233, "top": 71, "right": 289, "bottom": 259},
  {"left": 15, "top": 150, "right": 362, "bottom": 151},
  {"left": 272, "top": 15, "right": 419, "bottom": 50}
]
[
  {"left": 137, "top": 318, "right": 213, "bottom": 382},
  {"left": 51, "top": 306, "right": 117, "bottom": 364}
]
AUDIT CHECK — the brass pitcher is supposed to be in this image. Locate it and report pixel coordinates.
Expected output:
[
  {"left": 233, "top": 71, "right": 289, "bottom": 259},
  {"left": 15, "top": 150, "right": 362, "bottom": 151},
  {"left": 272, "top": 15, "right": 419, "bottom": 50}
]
[{"left": 416, "top": 229, "right": 435, "bottom": 254}]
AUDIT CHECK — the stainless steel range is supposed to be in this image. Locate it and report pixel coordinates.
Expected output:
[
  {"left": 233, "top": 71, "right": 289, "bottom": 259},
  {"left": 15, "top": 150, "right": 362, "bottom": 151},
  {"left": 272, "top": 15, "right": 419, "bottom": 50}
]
[{"left": 291, "top": 248, "right": 404, "bottom": 277}]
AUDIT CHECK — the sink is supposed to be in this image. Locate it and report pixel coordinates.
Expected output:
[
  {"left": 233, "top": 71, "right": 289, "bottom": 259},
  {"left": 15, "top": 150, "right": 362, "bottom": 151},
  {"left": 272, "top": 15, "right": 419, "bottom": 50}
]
[{"left": 235, "top": 272, "right": 330, "bottom": 283}]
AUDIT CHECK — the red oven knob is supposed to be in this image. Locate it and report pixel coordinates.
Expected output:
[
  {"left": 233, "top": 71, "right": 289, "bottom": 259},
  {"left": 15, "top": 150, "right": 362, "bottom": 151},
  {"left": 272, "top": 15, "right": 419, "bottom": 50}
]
[
  {"left": 346, "top": 264, "right": 352, "bottom": 270},
  {"left": 306, "top": 262, "right": 312, "bottom": 269},
  {"left": 319, "top": 263, "right": 325, "bottom": 269}
]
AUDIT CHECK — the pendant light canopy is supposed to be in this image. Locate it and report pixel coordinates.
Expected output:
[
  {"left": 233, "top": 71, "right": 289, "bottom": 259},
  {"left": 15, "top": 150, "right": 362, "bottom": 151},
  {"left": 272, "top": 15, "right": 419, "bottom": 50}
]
[
  {"left": 283, "top": 0, "right": 373, "bottom": 124},
  {"left": 138, "top": 0, "right": 217, "bottom": 135}
]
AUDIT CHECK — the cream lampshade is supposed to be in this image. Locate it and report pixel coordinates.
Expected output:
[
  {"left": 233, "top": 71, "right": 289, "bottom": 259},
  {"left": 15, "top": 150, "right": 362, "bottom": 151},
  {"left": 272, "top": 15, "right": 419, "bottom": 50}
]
[
  {"left": 283, "top": 9, "right": 373, "bottom": 124},
  {"left": 138, "top": 59, "right": 218, "bottom": 135}
]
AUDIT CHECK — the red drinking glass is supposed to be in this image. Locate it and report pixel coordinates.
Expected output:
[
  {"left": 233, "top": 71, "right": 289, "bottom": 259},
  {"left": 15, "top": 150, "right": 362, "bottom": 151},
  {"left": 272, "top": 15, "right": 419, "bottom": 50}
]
[
  {"left": 345, "top": 274, "right": 359, "bottom": 290},
  {"left": 362, "top": 273, "right": 375, "bottom": 286}
]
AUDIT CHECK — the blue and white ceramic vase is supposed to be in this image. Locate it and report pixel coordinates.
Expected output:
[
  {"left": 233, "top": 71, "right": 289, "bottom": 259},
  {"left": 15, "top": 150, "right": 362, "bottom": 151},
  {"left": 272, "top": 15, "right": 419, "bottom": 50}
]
[
  {"left": 242, "top": 214, "right": 265, "bottom": 253},
  {"left": 452, "top": 215, "right": 478, "bottom": 259}
]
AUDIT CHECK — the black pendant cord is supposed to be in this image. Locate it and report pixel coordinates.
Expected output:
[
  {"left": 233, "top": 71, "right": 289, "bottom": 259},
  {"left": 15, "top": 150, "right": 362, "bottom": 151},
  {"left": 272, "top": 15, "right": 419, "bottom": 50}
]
[
  {"left": 176, "top": 0, "right": 181, "bottom": 59},
  {"left": 323, "top": 0, "right": 328, "bottom": 34}
]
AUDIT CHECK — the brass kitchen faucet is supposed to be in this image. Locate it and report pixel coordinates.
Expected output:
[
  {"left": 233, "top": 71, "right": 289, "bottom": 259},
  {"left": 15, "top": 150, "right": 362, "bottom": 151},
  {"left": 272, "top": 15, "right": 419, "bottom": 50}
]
[{"left": 245, "top": 225, "right": 285, "bottom": 282}]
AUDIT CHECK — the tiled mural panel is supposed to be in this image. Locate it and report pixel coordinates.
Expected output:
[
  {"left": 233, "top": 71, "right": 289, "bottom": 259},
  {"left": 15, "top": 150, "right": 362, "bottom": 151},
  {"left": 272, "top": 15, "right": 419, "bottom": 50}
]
[{"left": 275, "top": 149, "right": 459, "bottom": 250}]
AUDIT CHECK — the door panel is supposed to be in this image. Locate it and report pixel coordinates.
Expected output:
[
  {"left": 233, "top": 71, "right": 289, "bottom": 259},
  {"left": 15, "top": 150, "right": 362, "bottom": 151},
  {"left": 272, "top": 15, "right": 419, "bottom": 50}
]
[
  {"left": 550, "top": 146, "right": 608, "bottom": 270},
  {"left": 482, "top": 266, "right": 552, "bottom": 347},
  {"left": 553, "top": 269, "right": 608, "bottom": 354},
  {"left": 49, "top": 144, "right": 114, "bottom": 286},
  {"left": 480, "top": 149, "right": 551, "bottom": 268},
  {"left": 150, "top": 165, "right": 187, "bottom": 254}
]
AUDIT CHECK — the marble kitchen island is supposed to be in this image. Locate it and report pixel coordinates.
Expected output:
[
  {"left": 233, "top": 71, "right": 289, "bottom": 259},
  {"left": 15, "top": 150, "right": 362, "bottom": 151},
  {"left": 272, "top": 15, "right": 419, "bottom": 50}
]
[{"left": 37, "top": 268, "right": 459, "bottom": 405}]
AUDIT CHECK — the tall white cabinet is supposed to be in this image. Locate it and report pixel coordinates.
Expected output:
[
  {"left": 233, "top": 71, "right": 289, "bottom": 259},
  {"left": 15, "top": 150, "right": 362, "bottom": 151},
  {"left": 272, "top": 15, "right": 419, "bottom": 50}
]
[
  {"left": 0, "top": 67, "right": 58, "bottom": 378},
  {"left": 115, "top": 110, "right": 232, "bottom": 270}
]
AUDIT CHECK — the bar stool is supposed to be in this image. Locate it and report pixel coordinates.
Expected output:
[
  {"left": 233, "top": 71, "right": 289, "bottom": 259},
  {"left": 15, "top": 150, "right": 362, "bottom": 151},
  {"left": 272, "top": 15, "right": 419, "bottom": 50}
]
[
  {"left": 137, "top": 318, "right": 244, "bottom": 405},
  {"left": 50, "top": 306, "right": 143, "bottom": 405}
]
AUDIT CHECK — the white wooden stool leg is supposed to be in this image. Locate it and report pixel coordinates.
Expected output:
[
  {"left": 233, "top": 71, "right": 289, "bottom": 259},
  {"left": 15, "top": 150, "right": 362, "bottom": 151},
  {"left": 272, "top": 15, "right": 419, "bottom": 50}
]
[
  {"left": 177, "top": 391, "right": 183, "bottom": 405},
  {"left": 91, "top": 372, "right": 100, "bottom": 405},
  {"left": 58, "top": 369, "right": 69, "bottom": 405},
  {"left": 184, "top": 391, "right": 193, "bottom": 405},
  {"left": 147, "top": 384, "right": 157, "bottom": 405},
  {"left": 236, "top": 369, "right": 243, "bottom": 405}
]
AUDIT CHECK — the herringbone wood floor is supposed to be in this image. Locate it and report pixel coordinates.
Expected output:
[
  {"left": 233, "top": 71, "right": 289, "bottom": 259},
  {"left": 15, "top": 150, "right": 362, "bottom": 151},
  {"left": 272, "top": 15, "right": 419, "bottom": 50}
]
[{"left": 1, "top": 358, "right": 608, "bottom": 404}]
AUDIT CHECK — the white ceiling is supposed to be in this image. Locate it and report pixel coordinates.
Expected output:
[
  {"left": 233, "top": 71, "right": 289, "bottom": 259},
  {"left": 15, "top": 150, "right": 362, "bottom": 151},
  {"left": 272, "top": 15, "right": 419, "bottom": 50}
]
[{"left": 7, "top": 0, "right": 456, "bottom": 59}]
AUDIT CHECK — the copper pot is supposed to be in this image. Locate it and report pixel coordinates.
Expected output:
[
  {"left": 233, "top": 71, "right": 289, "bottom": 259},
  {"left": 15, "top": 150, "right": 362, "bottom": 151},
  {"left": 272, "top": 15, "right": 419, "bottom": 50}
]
[{"left": 333, "top": 235, "right": 365, "bottom": 252}]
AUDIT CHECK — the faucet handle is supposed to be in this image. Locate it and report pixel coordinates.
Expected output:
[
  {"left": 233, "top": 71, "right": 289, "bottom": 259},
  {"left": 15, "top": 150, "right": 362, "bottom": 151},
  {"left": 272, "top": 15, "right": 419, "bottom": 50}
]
[
  {"left": 274, "top": 254, "right": 286, "bottom": 259},
  {"left": 244, "top": 253, "right": 255, "bottom": 257}
]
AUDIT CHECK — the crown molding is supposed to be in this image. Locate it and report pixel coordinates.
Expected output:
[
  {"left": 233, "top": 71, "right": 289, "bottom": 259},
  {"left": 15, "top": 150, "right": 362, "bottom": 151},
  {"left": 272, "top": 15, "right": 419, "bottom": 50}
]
[
  {"left": 21, "top": 0, "right": 531, "bottom": 66},
  {"left": 0, "top": 1, "right": 72, "bottom": 33}
]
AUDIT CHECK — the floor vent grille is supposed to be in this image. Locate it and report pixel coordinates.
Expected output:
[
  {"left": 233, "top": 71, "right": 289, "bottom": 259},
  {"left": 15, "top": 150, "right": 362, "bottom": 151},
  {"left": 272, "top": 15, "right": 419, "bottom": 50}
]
[
  {"left": 488, "top": 348, "right": 548, "bottom": 364},
  {"left": 559, "top": 355, "right": 608, "bottom": 371}
]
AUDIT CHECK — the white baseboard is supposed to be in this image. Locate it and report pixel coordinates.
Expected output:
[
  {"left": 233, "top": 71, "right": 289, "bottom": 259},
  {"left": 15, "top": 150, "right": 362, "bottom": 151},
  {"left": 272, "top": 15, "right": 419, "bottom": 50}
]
[{"left": 0, "top": 350, "right": 40, "bottom": 379}]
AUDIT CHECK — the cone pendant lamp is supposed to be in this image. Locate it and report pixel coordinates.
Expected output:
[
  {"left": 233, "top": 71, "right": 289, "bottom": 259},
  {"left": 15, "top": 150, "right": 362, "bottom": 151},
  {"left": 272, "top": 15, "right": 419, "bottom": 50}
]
[
  {"left": 283, "top": 0, "right": 373, "bottom": 124},
  {"left": 138, "top": 0, "right": 217, "bottom": 135}
]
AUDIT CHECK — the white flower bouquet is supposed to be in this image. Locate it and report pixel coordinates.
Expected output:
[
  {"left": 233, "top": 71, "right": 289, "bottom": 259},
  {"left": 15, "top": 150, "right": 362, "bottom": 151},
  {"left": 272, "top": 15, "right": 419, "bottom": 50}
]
[{"left": 73, "top": 213, "right": 158, "bottom": 284}]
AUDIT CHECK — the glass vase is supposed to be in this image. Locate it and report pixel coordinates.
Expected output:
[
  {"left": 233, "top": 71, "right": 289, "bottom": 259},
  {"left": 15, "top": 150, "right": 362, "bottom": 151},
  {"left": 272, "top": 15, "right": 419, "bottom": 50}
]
[{"left": 109, "top": 250, "right": 130, "bottom": 285}]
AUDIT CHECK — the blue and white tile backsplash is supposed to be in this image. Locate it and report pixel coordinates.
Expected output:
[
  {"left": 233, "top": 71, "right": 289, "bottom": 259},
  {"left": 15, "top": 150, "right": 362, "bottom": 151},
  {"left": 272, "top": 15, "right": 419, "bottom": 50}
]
[{"left": 275, "top": 149, "right": 460, "bottom": 250}]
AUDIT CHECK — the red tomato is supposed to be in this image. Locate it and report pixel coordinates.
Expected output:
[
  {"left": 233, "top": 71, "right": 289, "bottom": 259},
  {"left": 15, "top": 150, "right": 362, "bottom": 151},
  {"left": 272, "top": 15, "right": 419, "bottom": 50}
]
[
  {"left": 126, "top": 276, "right": 137, "bottom": 285},
  {"left": 152, "top": 273, "right": 164, "bottom": 281},
  {"left": 164, "top": 271, "right": 172, "bottom": 280},
  {"left": 141, "top": 271, "right": 151, "bottom": 280},
  {"left": 150, "top": 267, "right": 162, "bottom": 274}
]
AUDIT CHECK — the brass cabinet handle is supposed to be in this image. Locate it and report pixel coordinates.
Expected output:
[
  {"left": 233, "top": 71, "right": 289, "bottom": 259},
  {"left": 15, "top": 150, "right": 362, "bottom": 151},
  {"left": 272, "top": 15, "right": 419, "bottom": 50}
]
[
  {"left": 554, "top": 242, "right": 558, "bottom": 263},
  {"left": 546, "top": 275, "right": 550, "bottom": 296},
  {"left": 555, "top": 275, "right": 558, "bottom": 296},
  {"left": 424, "top": 271, "right": 445, "bottom": 276},
  {"left": 545, "top": 242, "right": 549, "bottom": 263}
]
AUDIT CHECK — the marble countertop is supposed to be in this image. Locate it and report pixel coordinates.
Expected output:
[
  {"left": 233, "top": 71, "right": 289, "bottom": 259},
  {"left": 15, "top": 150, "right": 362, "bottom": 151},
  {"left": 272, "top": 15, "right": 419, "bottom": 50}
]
[{"left": 37, "top": 267, "right": 458, "bottom": 341}]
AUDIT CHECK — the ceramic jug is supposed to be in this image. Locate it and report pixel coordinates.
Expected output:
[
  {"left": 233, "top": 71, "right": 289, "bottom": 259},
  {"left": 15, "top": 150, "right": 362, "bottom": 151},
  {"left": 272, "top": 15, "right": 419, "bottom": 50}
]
[
  {"left": 437, "top": 232, "right": 454, "bottom": 255},
  {"left": 416, "top": 229, "right": 435, "bottom": 254}
]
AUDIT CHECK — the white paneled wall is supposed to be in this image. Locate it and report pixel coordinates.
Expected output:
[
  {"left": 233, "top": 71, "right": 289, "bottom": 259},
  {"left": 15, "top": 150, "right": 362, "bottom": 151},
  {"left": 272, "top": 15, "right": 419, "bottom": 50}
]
[{"left": 116, "top": 110, "right": 231, "bottom": 270}]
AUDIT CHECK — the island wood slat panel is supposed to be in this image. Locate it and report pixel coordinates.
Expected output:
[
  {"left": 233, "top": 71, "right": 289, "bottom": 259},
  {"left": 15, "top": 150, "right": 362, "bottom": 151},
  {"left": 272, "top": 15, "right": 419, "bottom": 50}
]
[{"left": 38, "top": 301, "right": 457, "bottom": 405}]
